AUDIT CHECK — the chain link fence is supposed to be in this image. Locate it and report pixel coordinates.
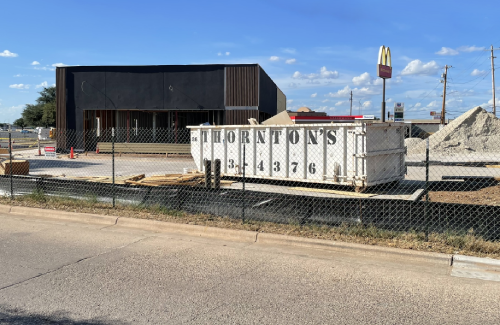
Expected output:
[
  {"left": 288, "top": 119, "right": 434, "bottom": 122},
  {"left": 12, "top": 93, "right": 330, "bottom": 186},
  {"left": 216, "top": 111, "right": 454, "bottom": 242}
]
[{"left": 0, "top": 124, "right": 499, "bottom": 241}]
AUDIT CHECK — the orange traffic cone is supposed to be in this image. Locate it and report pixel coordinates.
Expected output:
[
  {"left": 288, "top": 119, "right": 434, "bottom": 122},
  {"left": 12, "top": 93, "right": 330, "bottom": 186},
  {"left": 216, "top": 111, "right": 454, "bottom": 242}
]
[{"left": 70, "top": 147, "right": 75, "bottom": 159}]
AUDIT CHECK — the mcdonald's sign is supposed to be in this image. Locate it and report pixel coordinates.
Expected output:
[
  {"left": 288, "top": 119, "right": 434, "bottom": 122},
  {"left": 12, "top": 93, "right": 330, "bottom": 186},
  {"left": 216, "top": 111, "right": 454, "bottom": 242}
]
[{"left": 377, "top": 45, "right": 392, "bottom": 79}]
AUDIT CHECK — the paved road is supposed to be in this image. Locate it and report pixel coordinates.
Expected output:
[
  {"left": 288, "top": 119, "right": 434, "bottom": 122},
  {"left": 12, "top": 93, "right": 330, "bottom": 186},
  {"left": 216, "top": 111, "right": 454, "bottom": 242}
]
[{"left": 0, "top": 213, "right": 499, "bottom": 324}]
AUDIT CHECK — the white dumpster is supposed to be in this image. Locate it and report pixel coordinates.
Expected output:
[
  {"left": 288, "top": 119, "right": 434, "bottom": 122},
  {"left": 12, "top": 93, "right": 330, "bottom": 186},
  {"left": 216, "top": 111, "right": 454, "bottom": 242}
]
[{"left": 188, "top": 123, "right": 405, "bottom": 190}]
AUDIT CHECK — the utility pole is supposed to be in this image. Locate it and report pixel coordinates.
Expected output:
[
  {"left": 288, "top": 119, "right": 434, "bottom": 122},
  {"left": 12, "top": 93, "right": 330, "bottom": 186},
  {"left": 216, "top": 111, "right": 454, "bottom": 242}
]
[
  {"left": 349, "top": 91, "right": 353, "bottom": 115},
  {"left": 440, "top": 65, "right": 450, "bottom": 125},
  {"left": 491, "top": 45, "right": 496, "bottom": 116}
]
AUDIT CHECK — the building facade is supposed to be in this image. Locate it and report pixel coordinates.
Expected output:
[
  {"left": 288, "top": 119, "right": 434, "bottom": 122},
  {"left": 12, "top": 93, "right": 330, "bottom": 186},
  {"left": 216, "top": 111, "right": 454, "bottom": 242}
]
[{"left": 56, "top": 64, "right": 285, "bottom": 148}]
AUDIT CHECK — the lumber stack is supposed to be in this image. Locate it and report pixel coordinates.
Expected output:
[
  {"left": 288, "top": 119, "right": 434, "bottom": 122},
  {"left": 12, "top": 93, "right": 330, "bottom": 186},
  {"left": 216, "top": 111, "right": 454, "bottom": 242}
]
[
  {"left": 0, "top": 159, "right": 29, "bottom": 175},
  {"left": 125, "top": 173, "right": 205, "bottom": 187},
  {"left": 62, "top": 174, "right": 145, "bottom": 185}
]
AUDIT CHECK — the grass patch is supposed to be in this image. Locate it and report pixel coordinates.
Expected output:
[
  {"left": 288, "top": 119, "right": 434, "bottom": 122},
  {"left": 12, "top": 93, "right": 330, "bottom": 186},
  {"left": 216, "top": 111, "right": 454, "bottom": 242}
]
[{"left": 1, "top": 194, "right": 499, "bottom": 259}]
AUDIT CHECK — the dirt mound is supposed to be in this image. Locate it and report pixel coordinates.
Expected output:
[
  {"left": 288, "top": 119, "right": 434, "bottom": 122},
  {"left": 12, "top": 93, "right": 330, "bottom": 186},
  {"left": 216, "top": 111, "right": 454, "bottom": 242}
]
[{"left": 407, "top": 106, "right": 500, "bottom": 155}]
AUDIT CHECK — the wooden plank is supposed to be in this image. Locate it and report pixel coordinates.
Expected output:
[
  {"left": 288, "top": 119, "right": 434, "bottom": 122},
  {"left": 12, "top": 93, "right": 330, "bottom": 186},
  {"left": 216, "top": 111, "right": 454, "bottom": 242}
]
[
  {"left": 486, "top": 165, "right": 500, "bottom": 168},
  {"left": 289, "top": 187, "right": 377, "bottom": 198}
]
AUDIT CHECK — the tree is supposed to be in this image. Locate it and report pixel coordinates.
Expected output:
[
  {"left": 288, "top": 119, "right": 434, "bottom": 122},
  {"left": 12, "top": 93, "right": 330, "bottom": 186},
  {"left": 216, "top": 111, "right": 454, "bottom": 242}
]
[
  {"left": 13, "top": 118, "right": 26, "bottom": 130},
  {"left": 19, "top": 86, "right": 56, "bottom": 127}
]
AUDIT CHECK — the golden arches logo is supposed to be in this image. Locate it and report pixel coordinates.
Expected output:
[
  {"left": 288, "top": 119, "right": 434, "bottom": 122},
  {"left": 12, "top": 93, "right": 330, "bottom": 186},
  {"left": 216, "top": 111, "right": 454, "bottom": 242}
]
[
  {"left": 378, "top": 45, "right": 391, "bottom": 67},
  {"left": 377, "top": 45, "right": 392, "bottom": 79}
]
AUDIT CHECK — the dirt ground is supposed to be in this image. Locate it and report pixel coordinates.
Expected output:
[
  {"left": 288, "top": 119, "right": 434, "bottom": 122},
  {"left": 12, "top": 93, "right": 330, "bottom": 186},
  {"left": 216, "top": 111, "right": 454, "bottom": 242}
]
[{"left": 428, "top": 184, "right": 500, "bottom": 206}]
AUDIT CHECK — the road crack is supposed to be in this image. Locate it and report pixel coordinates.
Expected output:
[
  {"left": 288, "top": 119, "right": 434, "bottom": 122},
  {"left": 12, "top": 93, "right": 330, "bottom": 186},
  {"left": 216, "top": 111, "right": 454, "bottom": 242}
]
[{"left": 0, "top": 235, "right": 151, "bottom": 292}]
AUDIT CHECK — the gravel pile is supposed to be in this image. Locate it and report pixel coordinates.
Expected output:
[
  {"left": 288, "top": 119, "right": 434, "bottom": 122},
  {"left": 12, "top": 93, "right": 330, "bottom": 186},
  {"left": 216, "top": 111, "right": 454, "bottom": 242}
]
[{"left": 407, "top": 106, "right": 500, "bottom": 155}]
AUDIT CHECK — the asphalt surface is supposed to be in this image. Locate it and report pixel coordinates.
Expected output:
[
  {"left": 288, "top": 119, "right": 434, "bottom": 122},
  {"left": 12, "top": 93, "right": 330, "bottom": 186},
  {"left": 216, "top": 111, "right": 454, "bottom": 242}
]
[{"left": 0, "top": 213, "right": 499, "bottom": 324}]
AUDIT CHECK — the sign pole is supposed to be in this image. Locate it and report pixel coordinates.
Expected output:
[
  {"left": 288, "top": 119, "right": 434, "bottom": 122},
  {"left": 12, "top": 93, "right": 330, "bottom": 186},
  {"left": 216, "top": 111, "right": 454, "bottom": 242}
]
[
  {"left": 377, "top": 45, "right": 392, "bottom": 122},
  {"left": 381, "top": 78, "right": 386, "bottom": 122}
]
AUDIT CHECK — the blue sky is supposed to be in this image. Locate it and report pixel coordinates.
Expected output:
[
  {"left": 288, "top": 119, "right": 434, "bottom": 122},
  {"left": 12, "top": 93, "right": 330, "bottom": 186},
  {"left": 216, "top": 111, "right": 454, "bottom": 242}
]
[{"left": 1, "top": 0, "right": 499, "bottom": 123}]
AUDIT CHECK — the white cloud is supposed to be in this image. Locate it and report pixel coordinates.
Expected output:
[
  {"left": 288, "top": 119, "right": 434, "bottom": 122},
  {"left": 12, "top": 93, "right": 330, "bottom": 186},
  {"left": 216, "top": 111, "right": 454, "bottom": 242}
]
[
  {"left": 322, "top": 99, "right": 329, "bottom": 103},
  {"left": 386, "top": 98, "right": 394, "bottom": 103},
  {"left": 285, "top": 58, "right": 296, "bottom": 64},
  {"left": 34, "top": 66, "right": 55, "bottom": 71},
  {"left": 318, "top": 66, "right": 338, "bottom": 79},
  {"left": 31, "top": 61, "right": 40, "bottom": 65},
  {"left": 414, "top": 103, "right": 422, "bottom": 108},
  {"left": 362, "top": 101, "right": 372, "bottom": 109},
  {"left": 471, "top": 69, "right": 486, "bottom": 76},
  {"left": 373, "top": 78, "right": 384, "bottom": 86},
  {"left": 35, "top": 81, "right": 48, "bottom": 89},
  {"left": 401, "top": 59, "right": 440, "bottom": 76},
  {"left": 326, "top": 85, "right": 378, "bottom": 98},
  {"left": 310, "top": 93, "right": 317, "bottom": 98},
  {"left": 13, "top": 74, "right": 22, "bottom": 77},
  {"left": 269, "top": 56, "right": 280, "bottom": 61},
  {"left": 52, "top": 63, "right": 68, "bottom": 67},
  {"left": 225, "top": 52, "right": 230, "bottom": 56},
  {"left": 9, "top": 84, "right": 30, "bottom": 89},
  {"left": 426, "top": 100, "right": 439, "bottom": 108},
  {"left": 436, "top": 47, "right": 459, "bottom": 56},
  {"left": 287, "top": 99, "right": 293, "bottom": 104},
  {"left": 0, "top": 50, "right": 18, "bottom": 57},
  {"left": 288, "top": 82, "right": 300, "bottom": 88},
  {"left": 352, "top": 72, "right": 372, "bottom": 86},
  {"left": 335, "top": 101, "right": 347, "bottom": 106},
  {"left": 292, "top": 66, "right": 339, "bottom": 80},
  {"left": 217, "top": 52, "right": 222, "bottom": 56},
  {"left": 282, "top": 48, "right": 296, "bottom": 54},
  {"left": 458, "top": 45, "right": 485, "bottom": 52}
]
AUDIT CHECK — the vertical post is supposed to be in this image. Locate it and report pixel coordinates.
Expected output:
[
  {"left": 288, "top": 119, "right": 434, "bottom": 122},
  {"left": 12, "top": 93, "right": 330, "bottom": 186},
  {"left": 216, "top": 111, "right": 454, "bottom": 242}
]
[
  {"left": 491, "top": 45, "right": 496, "bottom": 116},
  {"left": 213, "top": 159, "right": 221, "bottom": 190},
  {"left": 175, "top": 111, "right": 178, "bottom": 143},
  {"left": 242, "top": 143, "right": 246, "bottom": 222},
  {"left": 349, "top": 90, "right": 353, "bottom": 116},
  {"left": 152, "top": 112, "right": 157, "bottom": 142},
  {"left": 9, "top": 131, "right": 13, "bottom": 199},
  {"left": 204, "top": 159, "right": 211, "bottom": 189},
  {"left": 424, "top": 138, "right": 429, "bottom": 241},
  {"left": 441, "top": 65, "right": 448, "bottom": 125},
  {"left": 381, "top": 78, "right": 386, "bottom": 122},
  {"left": 112, "top": 127, "right": 115, "bottom": 208}
]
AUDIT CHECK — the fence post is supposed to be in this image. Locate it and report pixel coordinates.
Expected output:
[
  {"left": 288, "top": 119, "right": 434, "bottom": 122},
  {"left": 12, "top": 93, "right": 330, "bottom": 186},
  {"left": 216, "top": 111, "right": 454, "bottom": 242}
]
[
  {"left": 213, "top": 159, "right": 221, "bottom": 190},
  {"left": 242, "top": 143, "right": 246, "bottom": 223},
  {"left": 112, "top": 127, "right": 115, "bottom": 208},
  {"left": 9, "top": 131, "right": 13, "bottom": 199},
  {"left": 204, "top": 159, "right": 212, "bottom": 189},
  {"left": 424, "top": 137, "right": 429, "bottom": 241}
]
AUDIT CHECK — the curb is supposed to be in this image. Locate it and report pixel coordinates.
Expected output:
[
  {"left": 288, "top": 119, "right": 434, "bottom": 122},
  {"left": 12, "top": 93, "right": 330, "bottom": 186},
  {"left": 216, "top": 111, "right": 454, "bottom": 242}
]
[
  {"left": 256, "top": 232, "right": 452, "bottom": 266},
  {"left": 453, "top": 254, "right": 500, "bottom": 270},
  {"left": 5, "top": 205, "right": 117, "bottom": 226},
  {"left": 451, "top": 255, "right": 500, "bottom": 282},
  {"left": 116, "top": 217, "right": 257, "bottom": 243},
  {"left": 4, "top": 204, "right": 500, "bottom": 268}
]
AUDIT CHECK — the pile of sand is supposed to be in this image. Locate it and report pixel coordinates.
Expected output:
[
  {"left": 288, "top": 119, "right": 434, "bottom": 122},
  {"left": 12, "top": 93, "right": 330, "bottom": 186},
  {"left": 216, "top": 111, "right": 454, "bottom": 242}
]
[
  {"left": 407, "top": 106, "right": 500, "bottom": 155},
  {"left": 404, "top": 138, "right": 423, "bottom": 152}
]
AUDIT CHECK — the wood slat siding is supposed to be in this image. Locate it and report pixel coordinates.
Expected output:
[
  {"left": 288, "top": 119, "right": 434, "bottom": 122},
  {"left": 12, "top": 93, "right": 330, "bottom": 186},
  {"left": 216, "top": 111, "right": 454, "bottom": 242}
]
[
  {"left": 225, "top": 110, "right": 259, "bottom": 125},
  {"left": 225, "top": 66, "right": 258, "bottom": 106},
  {"left": 56, "top": 67, "right": 67, "bottom": 149}
]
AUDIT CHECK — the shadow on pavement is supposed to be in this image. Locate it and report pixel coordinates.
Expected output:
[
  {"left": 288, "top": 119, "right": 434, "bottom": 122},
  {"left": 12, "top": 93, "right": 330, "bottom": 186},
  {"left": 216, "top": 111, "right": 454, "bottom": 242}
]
[
  {"left": 27, "top": 159, "right": 104, "bottom": 171},
  {"left": 0, "top": 305, "right": 128, "bottom": 325}
]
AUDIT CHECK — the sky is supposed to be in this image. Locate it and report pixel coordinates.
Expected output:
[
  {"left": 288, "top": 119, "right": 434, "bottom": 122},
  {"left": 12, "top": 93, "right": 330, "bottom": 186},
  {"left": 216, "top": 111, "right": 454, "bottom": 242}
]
[{"left": 1, "top": 0, "right": 499, "bottom": 123}]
